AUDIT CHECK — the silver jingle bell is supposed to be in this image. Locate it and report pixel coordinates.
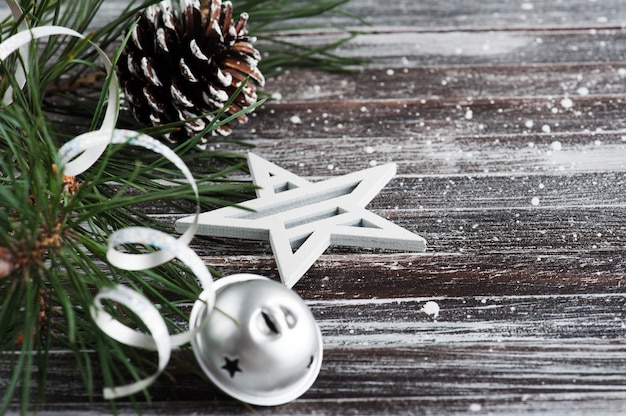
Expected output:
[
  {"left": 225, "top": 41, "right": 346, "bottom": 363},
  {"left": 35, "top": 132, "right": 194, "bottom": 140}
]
[{"left": 189, "top": 273, "right": 323, "bottom": 406}]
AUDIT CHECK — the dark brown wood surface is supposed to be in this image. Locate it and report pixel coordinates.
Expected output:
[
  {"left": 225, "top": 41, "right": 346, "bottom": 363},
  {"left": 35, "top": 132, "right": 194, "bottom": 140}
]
[{"left": 3, "top": 0, "right": 626, "bottom": 414}]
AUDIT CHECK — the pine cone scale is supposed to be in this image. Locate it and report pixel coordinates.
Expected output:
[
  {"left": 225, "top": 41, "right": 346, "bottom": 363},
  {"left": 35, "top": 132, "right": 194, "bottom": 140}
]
[
  {"left": 232, "top": 41, "right": 261, "bottom": 61},
  {"left": 208, "top": 0, "right": 222, "bottom": 25},
  {"left": 179, "top": 58, "right": 200, "bottom": 83},
  {"left": 145, "top": 86, "right": 167, "bottom": 113},
  {"left": 215, "top": 68, "right": 232, "bottom": 87},
  {"left": 189, "top": 39, "right": 211, "bottom": 62},
  {"left": 207, "top": 85, "right": 229, "bottom": 102},
  {"left": 141, "top": 57, "right": 163, "bottom": 87},
  {"left": 184, "top": 3, "right": 202, "bottom": 39},
  {"left": 223, "top": 58, "right": 263, "bottom": 85},
  {"left": 221, "top": 2, "right": 234, "bottom": 35}
]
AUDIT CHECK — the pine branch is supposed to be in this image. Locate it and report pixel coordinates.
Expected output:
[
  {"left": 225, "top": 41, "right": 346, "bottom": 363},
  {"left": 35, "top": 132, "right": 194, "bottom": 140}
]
[
  {"left": 0, "top": 0, "right": 360, "bottom": 412},
  {"left": 0, "top": 14, "right": 253, "bottom": 416}
]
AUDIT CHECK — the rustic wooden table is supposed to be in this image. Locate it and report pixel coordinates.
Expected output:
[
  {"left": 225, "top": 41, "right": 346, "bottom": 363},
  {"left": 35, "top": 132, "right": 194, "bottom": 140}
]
[{"left": 4, "top": 0, "right": 626, "bottom": 414}]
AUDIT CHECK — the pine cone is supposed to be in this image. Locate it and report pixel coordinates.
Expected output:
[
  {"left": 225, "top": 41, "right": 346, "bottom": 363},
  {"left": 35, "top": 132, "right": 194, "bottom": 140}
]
[{"left": 117, "top": 0, "right": 265, "bottom": 142}]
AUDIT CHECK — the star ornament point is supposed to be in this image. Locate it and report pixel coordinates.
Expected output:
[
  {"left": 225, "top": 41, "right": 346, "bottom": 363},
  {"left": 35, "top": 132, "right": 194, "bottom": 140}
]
[{"left": 176, "top": 154, "right": 426, "bottom": 288}]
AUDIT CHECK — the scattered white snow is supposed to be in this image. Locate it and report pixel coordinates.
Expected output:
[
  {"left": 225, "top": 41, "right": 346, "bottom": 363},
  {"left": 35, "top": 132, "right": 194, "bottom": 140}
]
[
  {"left": 560, "top": 97, "right": 574, "bottom": 109},
  {"left": 550, "top": 141, "right": 562, "bottom": 151},
  {"left": 422, "top": 301, "right": 440, "bottom": 319},
  {"left": 576, "top": 86, "right": 589, "bottom": 96}
]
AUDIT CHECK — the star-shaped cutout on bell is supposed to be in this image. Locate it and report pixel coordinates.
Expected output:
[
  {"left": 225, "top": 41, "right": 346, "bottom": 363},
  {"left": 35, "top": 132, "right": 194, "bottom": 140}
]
[
  {"left": 176, "top": 153, "right": 426, "bottom": 288},
  {"left": 222, "top": 356, "right": 242, "bottom": 378}
]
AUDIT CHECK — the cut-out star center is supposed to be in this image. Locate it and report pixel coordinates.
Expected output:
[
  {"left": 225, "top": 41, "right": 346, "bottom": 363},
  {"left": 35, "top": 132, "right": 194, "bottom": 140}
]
[
  {"left": 222, "top": 356, "right": 242, "bottom": 378},
  {"left": 176, "top": 153, "right": 426, "bottom": 288}
]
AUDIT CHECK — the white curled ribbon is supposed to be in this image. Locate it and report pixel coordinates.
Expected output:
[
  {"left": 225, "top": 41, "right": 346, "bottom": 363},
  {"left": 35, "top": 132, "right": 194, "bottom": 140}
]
[
  {"left": 91, "top": 229, "right": 214, "bottom": 399},
  {"left": 1, "top": 1, "right": 210, "bottom": 399},
  {"left": 92, "top": 232, "right": 215, "bottom": 351},
  {"left": 61, "top": 130, "right": 207, "bottom": 399},
  {"left": 92, "top": 285, "right": 172, "bottom": 399}
]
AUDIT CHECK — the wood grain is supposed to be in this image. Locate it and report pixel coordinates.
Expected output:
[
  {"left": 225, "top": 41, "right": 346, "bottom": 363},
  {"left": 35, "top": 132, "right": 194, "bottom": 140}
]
[{"left": 4, "top": 0, "right": 626, "bottom": 414}]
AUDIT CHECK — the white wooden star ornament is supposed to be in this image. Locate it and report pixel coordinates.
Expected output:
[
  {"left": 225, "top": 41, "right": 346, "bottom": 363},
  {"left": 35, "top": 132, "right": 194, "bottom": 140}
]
[{"left": 175, "top": 154, "right": 427, "bottom": 288}]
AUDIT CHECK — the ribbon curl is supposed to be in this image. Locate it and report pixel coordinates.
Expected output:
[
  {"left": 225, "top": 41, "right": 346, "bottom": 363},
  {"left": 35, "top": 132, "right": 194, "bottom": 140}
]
[{"left": 1, "top": 0, "right": 211, "bottom": 399}]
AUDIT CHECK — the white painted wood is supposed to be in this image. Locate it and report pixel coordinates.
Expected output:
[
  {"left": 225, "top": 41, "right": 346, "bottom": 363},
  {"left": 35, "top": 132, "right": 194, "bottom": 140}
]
[{"left": 176, "top": 153, "right": 427, "bottom": 287}]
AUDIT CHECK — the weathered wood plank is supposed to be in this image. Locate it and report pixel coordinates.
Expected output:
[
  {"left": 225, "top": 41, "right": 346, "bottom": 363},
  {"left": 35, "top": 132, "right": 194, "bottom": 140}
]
[
  {"left": 7, "top": 330, "right": 626, "bottom": 414},
  {"left": 232, "top": 96, "right": 626, "bottom": 139},
  {"left": 4, "top": 3, "right": 626, "bottom": 68},
  {"left": 278, "top": 29, "right": 626, "bottom": 67},
  {"left": 221, "top": 135, "right": 626, "bottom": 176},
  {"left": 265, "top": 64, "right": 626, "bottom": 102},
  {"left": 174, "top": 205, "right": 626, "bottom": 267},
  {"left": 280, "top": 0, "right": 626, "bottom": 32},
  {"left": 16, "top": 393, "right": 626, "bottom": 416},
  {"left": 182, "top": 201, "right": 626, "bottom": 252},
  {"left": 201, "top": 250, "right": 626, "bottom": 297},
  {"left": 6, "top": 0, "right": 625, "bottom": 32},
  {"left": 5, "top": 291, "right": 626, "bottom": 382},
  {"left": 144, "top": 168, "right": 626, "bottom": 214}
]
